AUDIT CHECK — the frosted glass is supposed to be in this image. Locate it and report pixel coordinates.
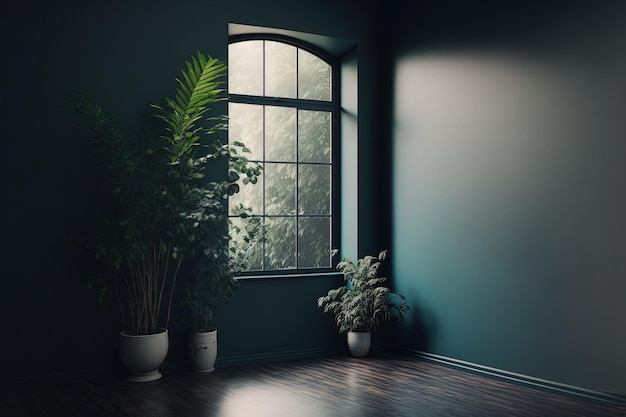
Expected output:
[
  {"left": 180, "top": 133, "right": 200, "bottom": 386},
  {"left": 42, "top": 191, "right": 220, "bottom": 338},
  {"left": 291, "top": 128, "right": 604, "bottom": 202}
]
[
  {"left": 298, "top": 110, "right": 331, "bottom": 163},
  {"left": 298, "top": 217, "right": 331, "bottom": 268},
  {"left": 265, "top": 163, "right": 296, "bottom": 215},
  {"left": 266, "top": 106, "right": 296, "bottom": 162},
  {"left": 229, "top": 217, "right": 264, "bottom": 271},
  {"left": 228, "top": 40, "right": 263, "bottom": 96},
  {"left": 265, "top": 41, "right": 296, "bottom": 98},
  {"left": 228, "top": 103, "right": 263, "bottom": 161},
  {"left": 229, "top": 172, "right": 263, "bottom": 216},
  {"left": 265, "top": 217, "right": 296, "bottom": 269},
  {"left": 227, "top": 39, "right": 336, "bottom": 272},
  {"left": 298, "top": 49, "right": 331, "bottom": 101},
  {"left": 298, "top": 165, "right": 330, "bottom": 215}
]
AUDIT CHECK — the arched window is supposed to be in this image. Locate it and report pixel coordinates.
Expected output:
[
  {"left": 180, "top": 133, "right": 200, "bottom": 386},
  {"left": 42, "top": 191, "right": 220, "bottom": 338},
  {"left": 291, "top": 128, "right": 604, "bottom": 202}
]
[{"left": 228, "top": 35, "right": 339, "bottom": 273}]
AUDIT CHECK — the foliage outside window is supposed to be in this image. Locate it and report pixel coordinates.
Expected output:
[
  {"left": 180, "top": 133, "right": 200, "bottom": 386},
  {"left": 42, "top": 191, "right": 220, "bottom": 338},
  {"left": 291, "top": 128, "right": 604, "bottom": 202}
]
[{"left": 228, "top": 36, "right": 337, "bottom": 273}]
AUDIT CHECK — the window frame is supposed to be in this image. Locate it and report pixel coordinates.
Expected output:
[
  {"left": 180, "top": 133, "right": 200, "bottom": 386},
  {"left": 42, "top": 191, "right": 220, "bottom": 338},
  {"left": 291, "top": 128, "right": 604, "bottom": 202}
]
[{"left": 227, "top": 33, "right": 341, "bottom": 277}]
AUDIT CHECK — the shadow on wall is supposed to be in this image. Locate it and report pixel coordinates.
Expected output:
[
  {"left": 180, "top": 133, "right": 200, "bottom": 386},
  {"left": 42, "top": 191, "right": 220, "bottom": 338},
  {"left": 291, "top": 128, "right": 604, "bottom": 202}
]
[
  {"left": 405, "top": 303, "right": 434, "bottom": 352},
  {"left": 390, "top": 0, "right": 626, "bottom": 396},
  {"left": 384, "top": 301, "right": 436, "bottom": 353}
]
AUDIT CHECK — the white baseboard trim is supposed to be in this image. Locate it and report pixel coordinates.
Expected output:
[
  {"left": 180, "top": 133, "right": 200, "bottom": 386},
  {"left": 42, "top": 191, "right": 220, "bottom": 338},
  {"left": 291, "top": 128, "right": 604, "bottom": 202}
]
[{"left": 382, "top": 344, "right": 626, "bottom": 405}]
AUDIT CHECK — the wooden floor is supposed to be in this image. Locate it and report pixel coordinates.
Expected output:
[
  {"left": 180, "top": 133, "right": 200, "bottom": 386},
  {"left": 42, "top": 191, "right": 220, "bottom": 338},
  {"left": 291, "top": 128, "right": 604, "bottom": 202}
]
[{"left": 2, "top": 353, "right": 625, "bottom": 417}]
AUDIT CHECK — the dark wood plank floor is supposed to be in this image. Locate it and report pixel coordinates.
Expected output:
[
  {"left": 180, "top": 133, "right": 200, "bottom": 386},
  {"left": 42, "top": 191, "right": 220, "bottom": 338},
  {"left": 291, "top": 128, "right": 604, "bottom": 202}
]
[{"left": 2, "top": 353, "right": 625, "bottom": 417}]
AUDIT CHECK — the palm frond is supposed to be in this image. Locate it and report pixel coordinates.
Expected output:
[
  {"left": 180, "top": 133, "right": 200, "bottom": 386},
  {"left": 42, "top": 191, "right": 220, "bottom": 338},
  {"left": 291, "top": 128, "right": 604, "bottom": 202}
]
[
  {"left": 153, "top": 51, "right": 228, "bottom": 167},
  {"left": 180, "top": 51, "right": 227, "bottom": 116}
]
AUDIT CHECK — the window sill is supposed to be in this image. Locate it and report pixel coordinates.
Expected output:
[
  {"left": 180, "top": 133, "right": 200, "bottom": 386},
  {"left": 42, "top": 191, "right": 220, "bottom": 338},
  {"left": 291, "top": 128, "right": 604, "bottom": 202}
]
[{"left": 235, "top": 271, "right": 343, "bottom": 281}]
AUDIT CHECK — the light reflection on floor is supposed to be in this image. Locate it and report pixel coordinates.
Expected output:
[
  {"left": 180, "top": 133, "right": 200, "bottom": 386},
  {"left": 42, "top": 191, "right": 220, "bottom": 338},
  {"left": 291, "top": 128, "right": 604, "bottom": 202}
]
[{"left": 217, "top": 383, "right": 323, "bottom": 417}]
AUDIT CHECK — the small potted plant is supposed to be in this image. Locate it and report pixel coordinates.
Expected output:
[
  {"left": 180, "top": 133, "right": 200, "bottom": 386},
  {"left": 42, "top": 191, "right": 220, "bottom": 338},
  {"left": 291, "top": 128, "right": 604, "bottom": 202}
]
[
  {"left": 181, "top": 190, "right": 263, "bottom": 372},
  {"left": 318, "top": 249, "right": 409, "bottom": 357},
  {"left": 182, "top": 262, "right": 237, "bottom": 372}
]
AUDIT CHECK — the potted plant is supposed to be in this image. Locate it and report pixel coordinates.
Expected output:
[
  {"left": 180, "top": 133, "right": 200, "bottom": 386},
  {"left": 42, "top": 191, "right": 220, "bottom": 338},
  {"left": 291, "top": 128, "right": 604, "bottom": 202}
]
[
  {"left": 181, "top": 211, "right": 263, "bottom": 372},
  {"left": 182, "top": 263, "right": 236, "bottom": 372},
  {"left": 318, "top": 250, "right": 409, "bottom": 357},
  {"left": 66, "top": 51, "right": 258, "bottom": 381}
]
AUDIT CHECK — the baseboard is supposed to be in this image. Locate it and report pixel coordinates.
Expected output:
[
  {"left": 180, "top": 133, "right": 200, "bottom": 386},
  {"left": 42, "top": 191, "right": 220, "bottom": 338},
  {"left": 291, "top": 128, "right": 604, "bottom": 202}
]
[
  {"left": 382, "top": 344, "right": 626, "bottom": 405},
  {"left": 215, "top": 345, "right": 347, "bottom": 368},
  {"left": 3, "top": 366, "right": 126, "bottom": 388},
  {"left": 13, "top": 342, "right": 620, "bottom": 406},
  {"left": 2, "top": 360, "right": 194, "bottom": 388},
  {"left": 1, "top": 347, "right": 346, "bottom": 388}
]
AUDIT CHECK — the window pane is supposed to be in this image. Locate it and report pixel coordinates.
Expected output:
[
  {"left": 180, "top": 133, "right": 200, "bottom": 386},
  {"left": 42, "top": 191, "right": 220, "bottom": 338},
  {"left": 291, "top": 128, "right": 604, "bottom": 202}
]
[
  {"left": 229, "top": 217, "right": 264, "bottom": 271},
  {"left": 265, "top": 41, "right": 296, "bottom": 98},
  {"left": 229, "top": 40, "right": 263, "bottom": 96},
  {"left": 298, "top": 110, "right": 331, "bottom": 163},
  {"left": 298, "top": 217, "right": 331, "bottom": 268},
  {"left": 229, "top": 103, "right": 263, "bottom": 161},
  {"left": 229, "top": 172, "right": 263, "bottom": 216},
  {"left": 265, "top": 217, "right": 296, "bottom": 269},
  {"left": 266, "top": 106, "right": 296, "bottom": 162},
  {"left": 298, "top": 165, "right": 330, "bottom": 215},
  {"left": 298, "top": 49, "right": 331, "bottom": 101},
  {"left": 265, "top": 163, "right": 296, "bottom": 215},
  {"left": 228, "top": 37, "right": 336, "bottom": 273}
]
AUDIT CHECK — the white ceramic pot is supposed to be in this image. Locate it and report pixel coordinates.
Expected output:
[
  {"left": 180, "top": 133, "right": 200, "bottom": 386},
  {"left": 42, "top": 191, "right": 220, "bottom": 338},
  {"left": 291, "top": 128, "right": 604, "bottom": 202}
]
[
  {"left": 347, "top": 331, "right": 371, "bottom": 357},
  {"left": 189, "top": 328, "right": 217, "bottom": 372},
  {"left": 119, "top": 328, "right": 169, "bottom": 382}
]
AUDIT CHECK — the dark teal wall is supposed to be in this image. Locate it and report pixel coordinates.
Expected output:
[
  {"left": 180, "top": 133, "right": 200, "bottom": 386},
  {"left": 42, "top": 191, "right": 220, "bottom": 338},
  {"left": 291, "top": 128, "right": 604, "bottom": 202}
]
[
  {"left": 7, "top": 0, "right": 621, "bottom": 397},
  {"left": 389, "top": 1, "right": 626, "bottom": 395},
  {"left": 216, "top": 276, "right": 346, "bottom": 362},
  {"left": 1, "top": 0, "right": 381, "bottom": 381}
]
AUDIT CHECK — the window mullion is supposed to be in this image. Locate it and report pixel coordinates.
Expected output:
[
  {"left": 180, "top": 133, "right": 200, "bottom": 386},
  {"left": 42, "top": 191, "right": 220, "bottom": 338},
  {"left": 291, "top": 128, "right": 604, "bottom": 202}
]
[
  {"left": 262, "top": 105, "right": 267, "bottom": 271},
  {"left": 229, "top": 94, "right": 333, "bottom": 112},
  {"left": 295, "top": 110, "right": 300, "bottom": 270},
  {"left": 262, "top": 40, "right": 267, "bottom": 270},
  {"left": 295, "top": 47, "right": 300, "bottom": 270}
]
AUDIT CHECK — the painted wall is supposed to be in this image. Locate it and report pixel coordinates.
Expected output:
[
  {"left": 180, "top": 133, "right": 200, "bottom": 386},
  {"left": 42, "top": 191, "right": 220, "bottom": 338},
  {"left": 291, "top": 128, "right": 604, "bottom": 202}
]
[
  {"left": 1, "top": 0, "right": 381, "bottom": 381},
  {"left": 390, "top": 2, "right": 626, "bottom": 395}
]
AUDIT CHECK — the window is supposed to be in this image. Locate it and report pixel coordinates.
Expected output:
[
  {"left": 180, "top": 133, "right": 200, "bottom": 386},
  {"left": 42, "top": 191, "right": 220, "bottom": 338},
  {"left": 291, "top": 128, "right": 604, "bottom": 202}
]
[{"left": 228, "top": 35, "right": 339, "bottom": 273}]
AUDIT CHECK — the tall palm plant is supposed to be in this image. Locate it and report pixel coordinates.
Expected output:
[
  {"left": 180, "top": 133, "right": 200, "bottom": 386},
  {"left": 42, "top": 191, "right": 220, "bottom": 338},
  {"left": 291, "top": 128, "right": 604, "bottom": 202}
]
[{"left": 67, "top": 51, "right": 259, "bottom": 335}]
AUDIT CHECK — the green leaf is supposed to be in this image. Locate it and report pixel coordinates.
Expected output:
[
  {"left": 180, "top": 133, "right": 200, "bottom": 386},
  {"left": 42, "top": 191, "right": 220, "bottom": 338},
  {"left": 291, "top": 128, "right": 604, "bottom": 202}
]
[
  {"left": 227, "top": 183, "right": 240, "bottom": 196},
  {"left": 228, "top": 170, "right": 240, "bottom": 183}
]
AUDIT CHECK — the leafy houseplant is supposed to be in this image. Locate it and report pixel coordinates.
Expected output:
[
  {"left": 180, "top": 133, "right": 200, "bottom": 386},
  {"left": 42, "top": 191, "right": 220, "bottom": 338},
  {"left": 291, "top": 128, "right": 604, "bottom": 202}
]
[
  {"left": 182, "top": 264, "right": 238, "bottom": 335},
  {"left": 181, "top": 262, "right": 237, "bottom": 373},
  {"left": 182, "top": 213, "right": 263, "bottom": 334},
  {"left": 180, "top": 212, "right": 263, "bottom": 372},
  {"left": 318, "top": 250, "right": 409, "bottom": 356},
  {"left": 66, "top": 51, "right": 260, "bottom": 338}
]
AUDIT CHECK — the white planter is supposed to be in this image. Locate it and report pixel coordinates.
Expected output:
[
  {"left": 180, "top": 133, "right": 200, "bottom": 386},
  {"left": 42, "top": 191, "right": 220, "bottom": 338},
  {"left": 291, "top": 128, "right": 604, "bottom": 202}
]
[
  {"left": 189, "top": 328, "right": 217, "bottom": 372},
  {"left": 119, "top": 328, "right": 169, "bottom": 382},
  {"left": 347, "top": 331, "right": 371, "bottom": 357}
]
